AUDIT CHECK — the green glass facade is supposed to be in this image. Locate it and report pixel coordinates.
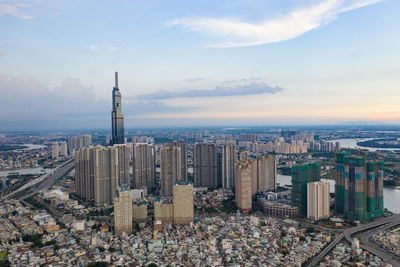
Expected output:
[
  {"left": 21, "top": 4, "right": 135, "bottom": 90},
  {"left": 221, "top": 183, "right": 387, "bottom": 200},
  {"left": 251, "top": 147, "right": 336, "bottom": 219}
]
[
  {"left": 291, "top": 163, "right": 321, "bottom": 216},
  {"left": 335, "top": 153, "right": 384, "bottom": 222}
]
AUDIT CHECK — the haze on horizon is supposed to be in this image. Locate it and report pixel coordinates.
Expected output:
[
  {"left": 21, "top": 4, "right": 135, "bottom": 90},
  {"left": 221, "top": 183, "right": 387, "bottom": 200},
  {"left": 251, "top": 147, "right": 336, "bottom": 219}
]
[{"left": 1, "top": 0, "right": 400, "bottom": 130}]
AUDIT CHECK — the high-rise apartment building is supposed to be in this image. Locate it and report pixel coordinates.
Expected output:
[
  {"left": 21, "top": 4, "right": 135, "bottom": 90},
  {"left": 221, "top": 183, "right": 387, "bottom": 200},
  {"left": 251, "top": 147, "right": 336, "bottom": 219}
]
[
  {"left": 235, "top": 160, "right": 254, "bottom": 212},
  {"left": 67, "top": 134, "right": 92, "bottom": 154},
  {"left": 114, "top": 144, "right": 130, "bottom": 185},
  {"left": 165, "top": 142, "right": 188, "bottom": 182},
  {"left": 59, "top": 141, "right": 68, "bottom": 157},
  {"left": 75, "top": 144, "right": 130, "bottom": 206},
  {"left": 111, "top": 72, "right": 124, "bottom": 145},
  {"left": 335, "top": 153, "right": 384, "bottom": 221},
  {"left": 160, "top": 145, "right": 181, "bottom": 196},
  {"left": 193, "top": 144, "right": 218, "bottom": 188},
  {"left": 335, "top": 152, "right": 351, "bottom": 214},
  {"left": 173, "top": 181, "right": 194, "bottom": 224},
  {"left": 291, "top": 163, "right": 321, "bottom": 215},
  {"left": 256, "top": 154, "right": 277, "bottom": 193},
  {"left": 221, "top": 143, "right": 237, "bottom": 189},
  {"left": 114, "top": 184, "right": 132, "bottom": 234},
  {"left": 51, "top": 142, "right": 59, "bottom": 158},
  {"left": 132, "top": 143, "right": 155, "bottom": 190},
  {"left": 307, "top": 181, "right": 330, "bottom": 220},
  {"left": 154, "top": 181, "right": 194, "bottom": 225}
]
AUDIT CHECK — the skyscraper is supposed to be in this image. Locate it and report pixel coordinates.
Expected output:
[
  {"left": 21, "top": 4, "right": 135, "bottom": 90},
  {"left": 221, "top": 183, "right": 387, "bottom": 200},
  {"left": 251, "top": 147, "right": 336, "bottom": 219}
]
[
  {"left": 336, "top": 154, "right": 384, "bottom": 222},
  {"left": 114, "top": 144, "right": 130, "bottom": 185},
  {"left": 235, "top": 159, "right": 254, "bottom": 212},
  {"left": 59, "top": 141, "right": 68, "bottom": 157},
  {"left": 256, "top": 154, "right": 277, "bottom": 193},
  {"left": 173, "top": 181, "right": 194, "bottom": 224},
  {"left": 75, "top": 144, "right": 130, "bottom": 206},
  {"left": 221, "top": 143, "right": 237, "bottom": 189},
  {"left": 67, "top": 134, "right": 92, "bottom": 154},
  {"left": 111, "top": 72, "right": 124, "bottom": 145},
  {"left": 114, "top": 184, "right": 132, "bottom": 234},
  {"left": 165, "top": 142, "right": 188, "bottom": 182},
  {"left": 132, "top": 143, "right": 156, "bottom": 190},
  {"left": 193, "top": 144, "right": 218, "bottom": 188},
  {"left": 160, "top": 145, "right": 181, "bottom": 196},
  {"left": 291, "top": 163, "right": 321, "bottom": 215},
  {"left": 51, "top": 142, "right": 59, "bottom": 158},
  {"left": 335, "top": 152, "right": 351, "bottom": 214},
  {"left": 307, "top": 181, "right": 330, "bottom": 220}
]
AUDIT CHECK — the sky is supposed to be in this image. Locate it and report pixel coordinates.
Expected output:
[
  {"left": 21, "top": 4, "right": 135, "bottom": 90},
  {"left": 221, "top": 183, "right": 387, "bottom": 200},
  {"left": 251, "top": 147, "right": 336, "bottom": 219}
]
[{"left": 1, "top": 0, "right": 400, "bottom": 130}]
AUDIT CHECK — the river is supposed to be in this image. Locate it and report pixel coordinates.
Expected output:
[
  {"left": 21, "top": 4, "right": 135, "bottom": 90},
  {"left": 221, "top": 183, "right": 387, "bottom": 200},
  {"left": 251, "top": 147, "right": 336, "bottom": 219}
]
[
  {"left": 328, "top": 138, "right": 400, "bottom": 152},
  {"left": 12, "top": 144, "right": 47, "bottom": 152},
  {"left": 277, "top": 174, "right": 400, "bottom": 213}
]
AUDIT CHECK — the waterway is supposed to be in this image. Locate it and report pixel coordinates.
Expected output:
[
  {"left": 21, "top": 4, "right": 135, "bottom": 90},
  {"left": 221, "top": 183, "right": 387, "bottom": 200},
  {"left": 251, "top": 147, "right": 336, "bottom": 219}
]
[
  {"left": 328, "top": 138, "right": 400, "bottom": 152},
  {"left": 12, "top": 144, "right": 46, "bottom": 152},
  {"left": 277, "top": 174, "right": 400, "bottom": 213}
]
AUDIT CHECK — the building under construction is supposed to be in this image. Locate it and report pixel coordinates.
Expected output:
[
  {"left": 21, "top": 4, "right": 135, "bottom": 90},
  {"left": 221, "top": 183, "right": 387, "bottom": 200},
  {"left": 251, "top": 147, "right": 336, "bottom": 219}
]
[
  {"left": 291, "top": 163, "right": 321, "bottom": 215},
  {"left": 335, "top": 153, "right": 384, "bottom": 221}
]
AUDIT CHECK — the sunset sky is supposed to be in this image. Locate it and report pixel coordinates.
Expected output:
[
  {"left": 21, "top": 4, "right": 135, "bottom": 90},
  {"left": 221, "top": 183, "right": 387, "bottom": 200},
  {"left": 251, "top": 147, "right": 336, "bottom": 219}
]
[{"left": 1, "top": 0, "right": 399, "bottom": 129}]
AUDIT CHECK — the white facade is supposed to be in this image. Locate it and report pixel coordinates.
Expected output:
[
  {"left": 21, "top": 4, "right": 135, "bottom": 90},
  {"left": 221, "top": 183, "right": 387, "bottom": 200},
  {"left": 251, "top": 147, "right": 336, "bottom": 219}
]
[{"left": 307, "top": 180, "right": 330, "bottom": 220}]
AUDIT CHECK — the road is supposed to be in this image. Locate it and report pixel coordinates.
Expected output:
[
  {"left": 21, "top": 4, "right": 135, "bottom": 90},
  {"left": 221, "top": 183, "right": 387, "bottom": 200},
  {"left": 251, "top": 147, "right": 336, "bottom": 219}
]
[
  {"left": 17, "top": 159, "right": 75, "bottom": 201},
  {"left": 1, "top": 158, "right": 74, "bottom": 201},
  {"left": 307, "top": 214, "right": 400, "bottom": 267},
  {"left": 354, "top": 219, "right": 400, "bottom": 266}
]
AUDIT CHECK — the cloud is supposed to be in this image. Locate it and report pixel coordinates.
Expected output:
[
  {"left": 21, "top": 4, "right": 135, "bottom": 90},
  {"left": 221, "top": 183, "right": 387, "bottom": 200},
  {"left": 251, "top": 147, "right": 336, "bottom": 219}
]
[
  {"left": 184, "top": 77, "right": 205, "bottom": 82},
  {"left": 137, "top": 82, "right": 284, "bottom": 100},
  {"left": 88, "top": 45, "right": 97, "bottom": 50},
  {"left": 223, "top": 77, "right": 267, "bottom": 84},
  {"left": 0, "top": 3, "right": 34, "bottom": 19},
  {"left": 0, "top": 73, "right": 192, "bottom": 129},
  {"left": 166, "top": 0, "right": 383, "bottom": 48},
  {"left": 107, "top": 46, "right": 120, "bottom": 51}
]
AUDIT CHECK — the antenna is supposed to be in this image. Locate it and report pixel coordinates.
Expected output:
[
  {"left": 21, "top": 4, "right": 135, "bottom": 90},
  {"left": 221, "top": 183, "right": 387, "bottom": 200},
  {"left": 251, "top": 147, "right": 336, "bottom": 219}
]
[{"left": 115, "top": 71, "right": 118, "bottom": 88}]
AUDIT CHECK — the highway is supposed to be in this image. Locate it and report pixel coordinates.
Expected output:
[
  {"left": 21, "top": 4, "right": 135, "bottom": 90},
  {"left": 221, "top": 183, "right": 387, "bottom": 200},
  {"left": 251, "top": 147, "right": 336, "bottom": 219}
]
[
  {"left": 353, "top": 219, "right": 400, "bottom": 266},
  {"left": 307, "top": 214, "right": 400, "bottom": 267},
  {"left": 2, "top": 158, "right": 75, "bottom": 201}
]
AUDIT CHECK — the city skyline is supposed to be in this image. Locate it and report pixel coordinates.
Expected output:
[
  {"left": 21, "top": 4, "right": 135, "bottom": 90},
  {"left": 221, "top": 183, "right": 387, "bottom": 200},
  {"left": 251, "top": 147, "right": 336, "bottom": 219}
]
[{"left": 1, "top": 0, "right": 400, "bottom": 129}]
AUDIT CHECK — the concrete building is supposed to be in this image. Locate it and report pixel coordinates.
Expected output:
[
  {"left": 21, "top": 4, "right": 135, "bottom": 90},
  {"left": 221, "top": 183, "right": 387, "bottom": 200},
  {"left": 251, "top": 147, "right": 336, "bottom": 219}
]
[
  {"left": 257, "top": 197, "right": 299, "bottom": 219},
  {"left": 307, "top": 181, "right": 330, "bottom": 220},
  {"left": 160, "top": 145, "right": 181, "bottom": 196},
  {"left": 132, "top": 203, "right": 148, "bottom": 223},
  {"left": 132, "top": 143, "right": 155, "bottom": 190},
  {"left": 114, "top": 144, "right": 130, "bottom": 185},
  {"left": 154, "top": 199, "right": 174, "bottom": 223},
  {"left": 256, "top": 154, "right": 277, "bottom": 193},
  {"left": 221, "top": 143, "right": 237, "bottom": 189},
  {"left": 67, "top": 134, "right": 92, "bottom": 155},
  {"left": 194, "top": 144, "right": 218, "bottom": 188},
  {"left": 166, "top": 142, "right": 188, "bottom": 183},
  {"left": 173, "top": 182, "right": 194, "bottom": 224},
  {"left": 59, "top": 142, "right": 68, "bottom": 157},
  {"left": 235, "top": 160, "right": 254, "bottom": 212},
  {"left": 75, "top": 144, "right": 130, "bottom": 206},
  {"left": 111, "top": 72, "right": 125, "bottom": 145},
  {"left": 114, "top": 184, "right": 132, "bottom": 234},
  {"left": 51, "top": 142, "right": 59, "bottom": 158}
]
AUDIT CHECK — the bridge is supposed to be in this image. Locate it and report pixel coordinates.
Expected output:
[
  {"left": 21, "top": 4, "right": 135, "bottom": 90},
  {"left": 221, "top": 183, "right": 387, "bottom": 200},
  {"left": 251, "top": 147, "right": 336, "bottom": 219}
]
[
  {"left": 307, "top": 214, "right": 400, "bottom": 267},
  {"left": 2, "top": 158, "right": 75, "bottom": 201}
]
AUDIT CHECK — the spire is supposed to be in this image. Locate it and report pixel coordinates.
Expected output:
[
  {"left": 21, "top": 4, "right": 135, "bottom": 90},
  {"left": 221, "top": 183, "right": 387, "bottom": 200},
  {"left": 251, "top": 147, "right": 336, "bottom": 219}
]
[{"left": 115, "top": 71, "right": 118, "bottom": 88}]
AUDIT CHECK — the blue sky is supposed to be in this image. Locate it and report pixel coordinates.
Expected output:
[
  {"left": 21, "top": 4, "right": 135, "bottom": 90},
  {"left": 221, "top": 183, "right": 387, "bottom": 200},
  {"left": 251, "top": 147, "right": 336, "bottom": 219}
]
[{"left": 0, "top": 0, "right": 399, "bottom": 129}]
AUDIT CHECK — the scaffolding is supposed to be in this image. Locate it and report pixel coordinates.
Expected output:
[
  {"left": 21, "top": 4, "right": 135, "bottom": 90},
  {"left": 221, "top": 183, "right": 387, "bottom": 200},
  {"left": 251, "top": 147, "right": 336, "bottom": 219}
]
[{"left": 291, "top": 163, "right": 321, "bottom": 216}]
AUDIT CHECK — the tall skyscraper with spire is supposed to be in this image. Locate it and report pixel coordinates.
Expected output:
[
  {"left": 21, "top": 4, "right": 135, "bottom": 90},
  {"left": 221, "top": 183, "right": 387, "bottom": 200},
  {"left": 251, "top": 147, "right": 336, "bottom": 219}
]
[{"left": 111, "top": 72, "right": 125, "bottom": 145}]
